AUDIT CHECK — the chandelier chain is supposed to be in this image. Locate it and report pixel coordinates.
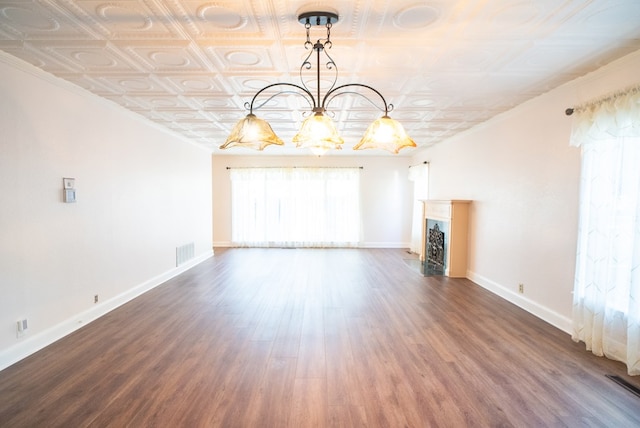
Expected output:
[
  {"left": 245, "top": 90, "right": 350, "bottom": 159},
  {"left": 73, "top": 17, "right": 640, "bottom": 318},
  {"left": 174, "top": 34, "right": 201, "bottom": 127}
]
[{"left": 305, "top": 20, "right": 312, "bottom": 49}]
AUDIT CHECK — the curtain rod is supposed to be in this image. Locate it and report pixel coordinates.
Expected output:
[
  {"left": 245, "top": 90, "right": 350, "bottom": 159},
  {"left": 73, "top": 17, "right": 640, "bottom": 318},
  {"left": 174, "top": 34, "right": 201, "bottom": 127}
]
[
  {"left": 565, "top": 83, "right": 640, "bottom": 116},
  {"left": 226, "top": 166, "right": 363, "bottom": 169},
  {"left": 408, "top": 161, "right": 428, "bottom": 168}
]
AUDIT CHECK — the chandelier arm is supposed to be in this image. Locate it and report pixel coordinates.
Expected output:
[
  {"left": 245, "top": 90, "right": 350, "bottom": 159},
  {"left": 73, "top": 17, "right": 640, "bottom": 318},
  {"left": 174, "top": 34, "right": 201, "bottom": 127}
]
[
  {"left": 323, "top": 83, "right": 393, "bottom": 115},
  {"left": 247, "top": 82, "right": 316, "bottom": 113},
  {"left": 323, "top": 90, "right": 388, "bottom": 114},
  {"left": 250, "top": 90, "right": 315, "bottom": 112}
]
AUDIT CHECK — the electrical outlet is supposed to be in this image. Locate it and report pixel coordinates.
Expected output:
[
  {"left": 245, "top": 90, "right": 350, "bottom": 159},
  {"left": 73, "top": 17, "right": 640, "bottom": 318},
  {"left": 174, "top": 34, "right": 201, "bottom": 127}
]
[
  {"left": 518, "top": 283, "right": 524, "bottom": 294},
  {"left": 94, "top": 294, "right": 99, "bottom": 304}
]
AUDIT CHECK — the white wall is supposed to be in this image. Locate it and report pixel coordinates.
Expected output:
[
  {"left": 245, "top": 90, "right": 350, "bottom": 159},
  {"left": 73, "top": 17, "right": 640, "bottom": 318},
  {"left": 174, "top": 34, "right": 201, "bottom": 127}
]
[
  {"left": 212, "top": 155, "right": 414, "bottom": 248},
  {"left": 411, "top": 49, "right": 640, "bottom": 333},
  {"left": 0, "top": 54, "right": 213, "bottom": 370}
]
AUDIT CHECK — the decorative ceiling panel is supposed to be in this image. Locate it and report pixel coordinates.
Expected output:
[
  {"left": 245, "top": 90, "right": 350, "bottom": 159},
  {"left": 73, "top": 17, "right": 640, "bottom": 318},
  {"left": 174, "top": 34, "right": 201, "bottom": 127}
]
[{"left": 1, "top": 0, "right": 640, "bottom": 156}]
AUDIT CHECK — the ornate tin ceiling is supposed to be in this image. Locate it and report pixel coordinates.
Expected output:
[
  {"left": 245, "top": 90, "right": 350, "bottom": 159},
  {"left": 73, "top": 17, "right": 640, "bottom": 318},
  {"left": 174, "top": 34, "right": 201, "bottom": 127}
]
[{"left": 1, "top": 0, "right": 639, "bottom": 155}]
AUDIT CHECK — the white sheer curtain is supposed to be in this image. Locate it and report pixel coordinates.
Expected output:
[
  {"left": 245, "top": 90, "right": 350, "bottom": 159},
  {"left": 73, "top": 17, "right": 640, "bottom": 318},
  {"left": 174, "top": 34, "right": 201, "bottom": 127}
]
[
  {"left": 570, "top": 86, "right": 640, "bottom": 375},
  {"left": 408, "top": 163, "right": 429, "bottom": 254},
  {"left": 229, "top": 167, "right": 361, "bottom": 248}
]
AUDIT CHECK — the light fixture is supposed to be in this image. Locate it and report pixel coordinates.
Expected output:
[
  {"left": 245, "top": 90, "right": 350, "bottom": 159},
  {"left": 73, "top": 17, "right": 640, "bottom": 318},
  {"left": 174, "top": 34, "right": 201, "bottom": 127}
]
[{"left": 221, "top": 11, "right": 416, "bottom": 154}]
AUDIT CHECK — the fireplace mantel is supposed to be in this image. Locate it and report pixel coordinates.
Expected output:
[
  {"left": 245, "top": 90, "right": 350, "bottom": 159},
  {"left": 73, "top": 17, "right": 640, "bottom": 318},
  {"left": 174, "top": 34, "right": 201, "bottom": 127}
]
[{"left": 420, "top": 200, "right": 471, "bottom": 278}]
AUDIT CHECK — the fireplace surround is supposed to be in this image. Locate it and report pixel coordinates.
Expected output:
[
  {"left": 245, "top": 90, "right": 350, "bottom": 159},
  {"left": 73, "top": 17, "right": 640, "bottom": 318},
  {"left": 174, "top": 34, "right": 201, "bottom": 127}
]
[{"left": 420, "top": 200, "right": 471, "bottom": 277}]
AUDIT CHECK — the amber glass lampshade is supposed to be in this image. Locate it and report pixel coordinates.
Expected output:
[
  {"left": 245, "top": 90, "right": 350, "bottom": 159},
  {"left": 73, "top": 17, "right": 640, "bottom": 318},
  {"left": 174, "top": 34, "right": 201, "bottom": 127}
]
[
  {"left": 292, "top": 112, "right": 344, "bottom": 153},
  {"left": 220, "top": 114, "right": 285, "bottom": 150},
  {"left": 353, "top": 115, "right": 416, "bottom": 154}
]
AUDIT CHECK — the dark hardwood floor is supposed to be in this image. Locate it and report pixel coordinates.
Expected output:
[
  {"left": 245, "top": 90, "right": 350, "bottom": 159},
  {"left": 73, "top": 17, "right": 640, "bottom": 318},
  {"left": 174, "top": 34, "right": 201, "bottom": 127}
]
[{"left": 1, "top": 248, "right": 638, "bottom": 427}]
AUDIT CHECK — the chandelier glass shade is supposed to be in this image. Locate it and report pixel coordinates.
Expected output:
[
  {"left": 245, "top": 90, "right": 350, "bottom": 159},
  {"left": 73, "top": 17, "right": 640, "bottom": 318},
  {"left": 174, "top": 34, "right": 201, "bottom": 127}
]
[
  {"left": 293, "top": 111, "right": 344, "bottom": 150},
  {"left": 223, "top": 113, "right": 285, "bottom": 150},
  {"left": 355, "top": 115, "right": 416, "bottom": 154},
  {"left": 221, "top": 11, "right": 416, "bottom": 154}
]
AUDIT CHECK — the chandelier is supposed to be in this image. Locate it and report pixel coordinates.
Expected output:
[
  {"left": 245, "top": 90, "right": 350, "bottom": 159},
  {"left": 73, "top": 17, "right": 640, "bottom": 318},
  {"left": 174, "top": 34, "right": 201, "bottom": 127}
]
[{"left": 220, "top": 11, "right": 416, "bottom": 155}]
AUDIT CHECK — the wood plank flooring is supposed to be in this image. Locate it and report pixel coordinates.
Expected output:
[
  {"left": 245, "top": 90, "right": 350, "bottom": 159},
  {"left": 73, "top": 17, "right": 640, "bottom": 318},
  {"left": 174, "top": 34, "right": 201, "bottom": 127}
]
[{"left": 1, "top": 248, "right": 639, "bottom": 427}]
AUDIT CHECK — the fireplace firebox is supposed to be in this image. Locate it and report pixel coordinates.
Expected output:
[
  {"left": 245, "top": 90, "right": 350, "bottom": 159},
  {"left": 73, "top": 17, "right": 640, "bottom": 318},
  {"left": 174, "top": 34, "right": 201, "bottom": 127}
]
[{"left": 425, "top": 220, "right": 447, "bottom": 275}]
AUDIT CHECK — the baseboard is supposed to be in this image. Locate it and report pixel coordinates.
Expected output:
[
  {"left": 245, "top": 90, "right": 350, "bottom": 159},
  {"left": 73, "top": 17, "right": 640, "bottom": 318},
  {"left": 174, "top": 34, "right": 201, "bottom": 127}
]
[
  {"left": 0, "top": 250, "right": 214, "bottom": 372},
  {"left": 213, "top": 241, "right": 410, "bottom": 249},
  {"left": 360, "top": 242, "right": 410, "bottom": 249},
  {"left": 467, "top": 270, "right": 572, "bottom": 335}
]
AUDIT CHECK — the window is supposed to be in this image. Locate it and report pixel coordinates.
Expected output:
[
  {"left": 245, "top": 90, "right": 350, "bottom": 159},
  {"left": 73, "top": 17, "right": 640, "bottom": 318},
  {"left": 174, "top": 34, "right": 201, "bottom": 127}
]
[
  {"left": 229, "top": 167, "right": 361, "bottom": 247},
  {"left": 570, "top": 86, "right": 640, "bottom": 375}
]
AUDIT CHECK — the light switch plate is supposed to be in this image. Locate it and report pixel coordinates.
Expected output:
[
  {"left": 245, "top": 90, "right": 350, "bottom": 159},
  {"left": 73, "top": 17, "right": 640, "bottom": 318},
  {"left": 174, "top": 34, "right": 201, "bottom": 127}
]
[{"left": 63, "top": 177, "right": 75, "bottom": 189}]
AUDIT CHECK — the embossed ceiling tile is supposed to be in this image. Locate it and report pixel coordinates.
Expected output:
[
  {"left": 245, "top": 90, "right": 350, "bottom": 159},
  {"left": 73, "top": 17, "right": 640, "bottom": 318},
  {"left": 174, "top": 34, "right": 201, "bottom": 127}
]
[
  {"left": 0, "top": 0, "right": 94, "bottom": 40},
  {"left": 229, "top": 76, "right": 308, "bottom": 110},
  {"left": 400, "top": 75, "right": 442, "bottom": 96},
  {"left": 0, "top": 43, "right": 69, "bottom": 70},
  {"left": 433, "top": 41, "right": 521, "bottom": 73},
  {"left": 188, "top": 95, "right": 237, "bottom": 110},
  {"left": 155, "top": 109, "right": 211, "bottom": 122},
  {"left": 358, "top": 41, "right": 442, "bottom": 75},
  {"left": 0, "top": 1, "right": 60, "bottom": 36},
  {"left": 135, "top": 110, "right": 167, "bottom": 122},
  {"left": 448, "top": 2, "right": 555, "bottom": 42},
  {"left": 60, "top": 0, "right": 182, "bottom": 40},
  {"left": 210, "top": 111, "right": 245, "bottom": 124},
  {"left": 29, "top": 41, "right": 142, "bottom": 73},
  {"left": 191, "top": 121, "right": 228, "bottom": 133},
  {"left": 392, "top": 110, "right": 436, "bottom": 122},
  {"left": 157, "top": 74, "right": 225, "bottom": 95},
  {"left": 403, "top": 93, "right": 446, "bottom": 110},
  {"left": 55, "top": 73, "right": 125, "bottom": 94},
  {"left": 343, "top": 109, "right": 383, "bottom": 122},
  {"left": 459, "top": 0, "right": 562, "bottom": 39},
  {"left": 225, "top": 75, "right": 271, "bottom": 96},
  {"left": 94, "top": 73, "right": 175, "bottom": 95},
  {"left": 259, "top": 116, "right": 299, "bottom": 129},
  {"left": 201, "top": 43, "right": 277, "bottom": 72},
  {"left": 162, "top": 121, "right": 192, "bottom": 131},
  {"left": 101, "top": 95, "right": 149, "bottom": 110},
  {"left": 446, "top": 94, "right": 511, "bottom": 110},
  {"left": 412, "top": 73, "right": 490, "bottom": 99},
  {"left": 387, "top": 1, "right": 452, "bottom": 33},
  {"left": 166, "top": 0, "right": 261, "bottom": 38},
  {"left": 115, "top": 41, "right": 211, "bottom": 72},
  {"left": 123, "top": 94, "right": 195, "bottom": 111},
  {"left": 430, "top": 109, "right": 488, "bottom": 122},
  {"left": 187, "top": 128, "right": 225, "bottom": 140}
]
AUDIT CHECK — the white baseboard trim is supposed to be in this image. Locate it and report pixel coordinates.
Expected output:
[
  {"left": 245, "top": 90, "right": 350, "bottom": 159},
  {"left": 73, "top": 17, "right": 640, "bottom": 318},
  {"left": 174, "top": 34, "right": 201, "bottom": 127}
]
[
  {"left": 0, "top": 250, "right": 214, "bottom": 372},
  {"left": 467, "top": 270, "right": 572, "bottom": 335},
  {"left": 213, "top": 242, "right": 410, "bottom": 249},
  {"left": 360, "top": 242, "right": 410, "bottom": 249}
]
